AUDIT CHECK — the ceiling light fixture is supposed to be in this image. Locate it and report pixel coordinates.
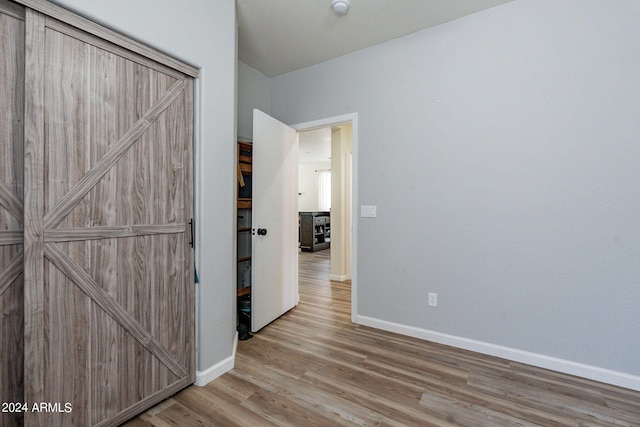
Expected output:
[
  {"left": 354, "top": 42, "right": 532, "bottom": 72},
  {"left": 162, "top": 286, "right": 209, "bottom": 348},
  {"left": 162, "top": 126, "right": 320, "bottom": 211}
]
[{"left": 331, "top": 0, "right": 350, "bottom": 16}]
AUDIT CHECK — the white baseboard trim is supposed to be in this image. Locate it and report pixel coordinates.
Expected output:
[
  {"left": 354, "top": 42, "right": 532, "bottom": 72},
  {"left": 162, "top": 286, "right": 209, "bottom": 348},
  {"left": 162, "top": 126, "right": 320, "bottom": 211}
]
[
  {"left": 330, "top": 274, "right": 350, "bottom": 282},
  {"left": 356, "top": 315, "right": 640, "bottom": 392},
  {"left": 194, "top": 332, "right": 237, "bottom": 386}
]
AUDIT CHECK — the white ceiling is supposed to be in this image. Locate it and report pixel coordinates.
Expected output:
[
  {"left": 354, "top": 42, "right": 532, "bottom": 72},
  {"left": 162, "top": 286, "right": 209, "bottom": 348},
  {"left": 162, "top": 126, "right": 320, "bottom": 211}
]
[
  {"left": 299, "top": 128, "right": 332, "bottom": 164},
  {"left": 239, "top": 0, "right": 514, "bottom": 162},
  {"left": 237, "top": 0, "right": 513, "bottom": 78}
]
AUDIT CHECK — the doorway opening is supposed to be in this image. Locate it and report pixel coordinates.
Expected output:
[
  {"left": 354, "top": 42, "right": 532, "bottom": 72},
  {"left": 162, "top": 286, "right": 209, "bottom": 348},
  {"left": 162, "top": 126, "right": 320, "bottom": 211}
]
[{"left": 294, "top": 113, "right": 357, "bottom": 321}]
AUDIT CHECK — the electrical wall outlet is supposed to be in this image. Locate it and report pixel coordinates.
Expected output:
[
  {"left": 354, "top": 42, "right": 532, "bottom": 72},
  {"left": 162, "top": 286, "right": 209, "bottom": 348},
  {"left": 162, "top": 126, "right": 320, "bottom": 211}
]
[{"left": 428, "top": 292, "right": 438, "bottom": 307}]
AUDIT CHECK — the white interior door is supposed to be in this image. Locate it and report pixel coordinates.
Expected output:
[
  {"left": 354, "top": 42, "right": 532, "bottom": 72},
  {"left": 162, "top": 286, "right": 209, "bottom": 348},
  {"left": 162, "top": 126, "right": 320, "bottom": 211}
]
[{"left": 251, "top": 109, "right": 299, "bottom": 332}]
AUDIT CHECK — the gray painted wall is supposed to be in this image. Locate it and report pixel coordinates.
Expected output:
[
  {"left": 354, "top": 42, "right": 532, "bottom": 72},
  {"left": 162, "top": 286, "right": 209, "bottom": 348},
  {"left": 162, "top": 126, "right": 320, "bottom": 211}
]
[
  {"left": 238, "top": 62, "right": 271, "bottom": 140},
  {"left": 270, "top": 0, "right": 640, "bottom": 376},
  {"left": 53, "top": 0, "right": 238, "bottom": 375}
]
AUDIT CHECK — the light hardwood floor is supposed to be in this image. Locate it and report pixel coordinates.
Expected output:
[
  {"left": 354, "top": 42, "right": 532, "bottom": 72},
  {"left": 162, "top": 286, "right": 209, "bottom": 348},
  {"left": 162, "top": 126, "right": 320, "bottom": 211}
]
[{"left": 125, "top": 250, "right": 640, "bottom": 426}]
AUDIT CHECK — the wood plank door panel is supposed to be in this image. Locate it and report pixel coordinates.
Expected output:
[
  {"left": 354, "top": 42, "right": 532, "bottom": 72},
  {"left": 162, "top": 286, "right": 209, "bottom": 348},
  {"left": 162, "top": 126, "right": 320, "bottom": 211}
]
[
  {"left": 23, "top": 10, "right": 194, "bottom": 426},
  {"left": 0, "top": 2, "right": 25, "bottom": 427}
]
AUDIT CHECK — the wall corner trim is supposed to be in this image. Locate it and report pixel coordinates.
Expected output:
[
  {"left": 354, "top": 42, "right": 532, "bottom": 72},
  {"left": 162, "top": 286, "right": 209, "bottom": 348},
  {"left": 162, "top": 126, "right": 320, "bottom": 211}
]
[
  {"left": 355, "top": 315, "right": 640, "bottom": 393},
  {"left": 194, "top": 332, "right": 237, "bottom": 386}
]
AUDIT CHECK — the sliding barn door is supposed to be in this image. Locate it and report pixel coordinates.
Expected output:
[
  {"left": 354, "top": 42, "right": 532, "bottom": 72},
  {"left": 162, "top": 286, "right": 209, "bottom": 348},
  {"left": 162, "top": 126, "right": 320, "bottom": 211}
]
[
  {"left": 23, "top": 9, "right": 194, "bottom": 426},
  {"left": 0, "top": 2, "right": 25, "bottom": 427}
]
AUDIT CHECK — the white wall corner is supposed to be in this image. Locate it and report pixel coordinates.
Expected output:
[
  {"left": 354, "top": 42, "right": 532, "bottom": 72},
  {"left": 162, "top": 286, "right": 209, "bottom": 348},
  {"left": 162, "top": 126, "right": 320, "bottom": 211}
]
[
  {"left": 195, "top": 331, "right": 238, "bottom": 386},
  {"left": 355, "top": 315, "right": 640, "bottom": 393}
]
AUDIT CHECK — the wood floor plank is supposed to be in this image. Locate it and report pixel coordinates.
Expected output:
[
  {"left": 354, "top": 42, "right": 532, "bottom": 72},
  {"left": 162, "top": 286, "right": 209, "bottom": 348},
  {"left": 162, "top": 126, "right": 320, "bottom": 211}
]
[
  {"left": 202, "top": 374, "right": 259, "bottom": 403},
  {"left": 126, "top": 249, "right": 640, "bottom": 426},
  {"left": 154, "top": 400, "right": 214, "bottom": 427},
  {"left": 172, "top": 386, "right": 274, "bottom": 427},
  {"left": 240, "top": 389, "right": 345, "bottom": 427},
  {"left": 300, "top": 369, "right": 456, "bottom": 426},
  {"left": 419, "top": 392, "right": 543, "bottom": 427},
  {"left": 229, "top": 353, "right": 387, "bottom": 426}
]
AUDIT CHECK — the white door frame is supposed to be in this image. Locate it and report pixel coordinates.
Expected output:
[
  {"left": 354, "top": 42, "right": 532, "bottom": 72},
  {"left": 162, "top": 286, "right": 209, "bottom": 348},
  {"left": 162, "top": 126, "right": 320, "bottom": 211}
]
[{"left": 292, "top": 113, "right": 358, "bottom": 323}]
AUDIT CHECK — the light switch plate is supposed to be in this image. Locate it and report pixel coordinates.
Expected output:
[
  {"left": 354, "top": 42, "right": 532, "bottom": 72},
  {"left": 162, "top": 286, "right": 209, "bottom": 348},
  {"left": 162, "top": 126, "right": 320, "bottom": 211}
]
[{"left": 361, "top": 205, "right": 377, "bottom": 218}]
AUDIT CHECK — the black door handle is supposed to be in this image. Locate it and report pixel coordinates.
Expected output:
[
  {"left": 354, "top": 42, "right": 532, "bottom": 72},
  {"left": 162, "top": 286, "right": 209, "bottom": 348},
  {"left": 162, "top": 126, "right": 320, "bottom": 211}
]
[{"left": 257, "top": 228, "right": 268, "bottom": 236}]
